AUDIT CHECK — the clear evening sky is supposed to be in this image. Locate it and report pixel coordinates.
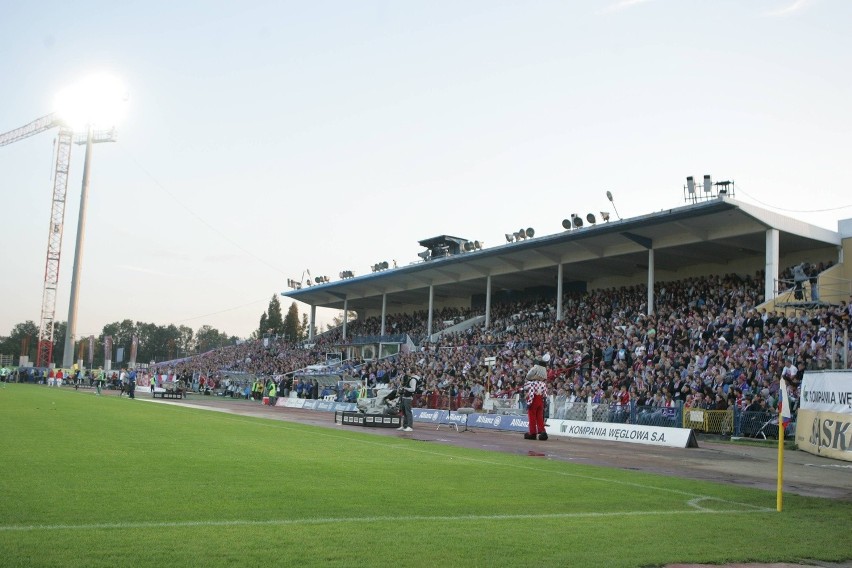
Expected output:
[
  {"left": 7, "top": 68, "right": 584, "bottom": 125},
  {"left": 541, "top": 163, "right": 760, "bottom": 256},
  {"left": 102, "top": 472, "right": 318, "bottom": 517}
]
[{"left": 1, "top": 0, "right": 850, "bottom": 339}]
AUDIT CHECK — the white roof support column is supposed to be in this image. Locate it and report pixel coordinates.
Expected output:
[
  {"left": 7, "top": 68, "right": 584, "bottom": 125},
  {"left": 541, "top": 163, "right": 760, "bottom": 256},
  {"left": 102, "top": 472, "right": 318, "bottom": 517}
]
[
  {"left": 309, "top": 305, "right": 316, "bottom": 341},
  {"left": 485, "top": 275, "right": 492, "bottom": 329},
  {"left": 427, "top": 284, "right": 434, "bottom": 337},
  {"left": 765, "top": 228, "right": 779, "bottom": 302},
  {"left": 556, "top": 263, "right": 564, "bottom": 321},
  {"left": 342, "top": 297, "right": 348, "bottom": 341},
  {"left": 381, "top": 293, "right": 387, "bottom": 336},
  {"left": 647, "top": 248, "right": 655, "bottom": 316}
]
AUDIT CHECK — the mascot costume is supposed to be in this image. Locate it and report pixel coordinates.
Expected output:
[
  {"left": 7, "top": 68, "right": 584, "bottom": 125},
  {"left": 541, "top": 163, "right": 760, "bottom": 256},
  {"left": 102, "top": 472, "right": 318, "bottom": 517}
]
[{"left": 524, "top": 359, "right": 549, "bottom": 440}]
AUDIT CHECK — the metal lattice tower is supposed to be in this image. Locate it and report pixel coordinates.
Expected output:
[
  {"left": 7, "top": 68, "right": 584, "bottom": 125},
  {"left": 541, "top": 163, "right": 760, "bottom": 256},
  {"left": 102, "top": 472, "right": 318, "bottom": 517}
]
[
  {"left": 1, "top": 114, "right": 114, "bottom": 367},
  {"left": 36, "top": 127, "right": 73, "bottom": 367}
]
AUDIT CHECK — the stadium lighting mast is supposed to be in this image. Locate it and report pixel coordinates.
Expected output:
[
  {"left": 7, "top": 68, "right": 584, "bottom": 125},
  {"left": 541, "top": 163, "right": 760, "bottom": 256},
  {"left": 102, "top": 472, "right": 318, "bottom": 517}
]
[{"left": 57, "top": 74, "right": 128, "bottom": 369}]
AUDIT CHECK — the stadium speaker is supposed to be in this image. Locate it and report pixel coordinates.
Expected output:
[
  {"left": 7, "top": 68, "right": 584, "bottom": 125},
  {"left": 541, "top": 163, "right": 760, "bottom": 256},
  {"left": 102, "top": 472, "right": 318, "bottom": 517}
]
[
  {"left": 562, "top": 219, "right": 571, "bottom": 230},
  {"left": 686, "top": 176, "right": 695, "bottom": 194},
  {"left": 417, "top": 250, "right": 430, "bottom": 261},
  {"left": 600, "top": 211, "right": 610, "bottom": 222},
  {"left": 703, "top": 174, "right": 712, "bottom": 192},
  {"left": 586, "top": 213, "right": 596, "bottom": 224},
  {"left": 525, "top": 228, "right": 534, "bottom": 238}
]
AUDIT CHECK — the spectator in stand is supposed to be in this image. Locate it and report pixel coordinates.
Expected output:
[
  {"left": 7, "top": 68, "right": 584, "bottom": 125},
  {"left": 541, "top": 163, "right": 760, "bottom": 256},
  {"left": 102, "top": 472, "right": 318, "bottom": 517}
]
[{"left": 346, "top": 385, "right": 359, "bottom": 403}]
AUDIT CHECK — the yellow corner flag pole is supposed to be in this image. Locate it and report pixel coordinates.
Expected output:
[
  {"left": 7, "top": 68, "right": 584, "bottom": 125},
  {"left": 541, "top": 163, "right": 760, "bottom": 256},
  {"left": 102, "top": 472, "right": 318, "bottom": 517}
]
[{"left": 776, "top": 420, "right": 785, "bottom": 512}]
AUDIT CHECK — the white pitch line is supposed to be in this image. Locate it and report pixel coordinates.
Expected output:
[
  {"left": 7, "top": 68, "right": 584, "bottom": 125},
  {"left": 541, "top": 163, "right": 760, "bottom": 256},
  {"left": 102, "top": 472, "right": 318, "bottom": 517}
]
[{"left": 0, "top": 508, "right": 774, "bottom": 532}]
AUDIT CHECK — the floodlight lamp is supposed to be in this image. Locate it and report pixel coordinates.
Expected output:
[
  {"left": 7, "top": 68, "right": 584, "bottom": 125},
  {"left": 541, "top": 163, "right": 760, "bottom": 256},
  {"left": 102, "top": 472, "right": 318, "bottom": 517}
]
[
  {"left": 573, "top": 216, "right": 583, "bottom": 229},
  {"left": 606, "top": 191, "right": 614, "bottom": 202},
  {"left": 525, "top": 228, "right": 534, "bottom": 238},
  {"left": 463, "top": 241, "right": 473, "bottom": 252},
  {"left": 586, "top": 213, "right": 596, "bottom": 224},
  {"left": 562, "top": 219, "right": 571, "bottom": 230},
  {"left": 55, "top": 73, "right": 129, "bottom": 131},
  {"left": 518, "top": 229, "right": 526, "bottom": 239},
  {"left": 474, "top": 240, "right": 482, "bottom": 250},
  {"left": 505, "top": 233, "right": 514, "bottom": 243}
]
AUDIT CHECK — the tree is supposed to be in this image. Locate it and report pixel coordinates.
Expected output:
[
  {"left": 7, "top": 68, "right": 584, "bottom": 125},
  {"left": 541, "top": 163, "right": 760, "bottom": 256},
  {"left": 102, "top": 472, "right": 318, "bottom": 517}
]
[
  {"left": 196, "top": 325, "right": 230, "bottom": 353},
  {"left": 135, "top": 322, "right": 160, "bottom": 364},
  {"left": 327, "top": 310, "right": 357, "bottom": 331},
  {"left": 258, "top": 311, "right": 268, "bottom": 338},
  {"left": 266, "top": 295, "right": 284, "bottom": 336},
  {"left": 0, "top": 321, "right": 39, "bottom": 363},
  {"left": 300, "top": 313, "right": 319, "bottom": 340},
  {"left": 178, "top": 325, "right": 194, "bottom": 355},
  {"left": 282, "top": 302, "right": 301, "bottom": 343},
  {"left": 51, "top": 321, "right": 66, "bottom": 365}
]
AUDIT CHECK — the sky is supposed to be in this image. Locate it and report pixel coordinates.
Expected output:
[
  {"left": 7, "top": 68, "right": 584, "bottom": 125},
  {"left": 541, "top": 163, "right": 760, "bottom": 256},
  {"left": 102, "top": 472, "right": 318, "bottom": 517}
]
[{"left": 1, "top": 0, "right": 851, "bottom": 341}]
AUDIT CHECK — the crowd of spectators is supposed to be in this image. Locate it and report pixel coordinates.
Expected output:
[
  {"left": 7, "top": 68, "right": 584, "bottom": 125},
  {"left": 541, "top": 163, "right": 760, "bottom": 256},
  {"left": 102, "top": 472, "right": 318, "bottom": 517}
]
[{"left": 150, "top": 266, "right": 852, "bottom": 435}]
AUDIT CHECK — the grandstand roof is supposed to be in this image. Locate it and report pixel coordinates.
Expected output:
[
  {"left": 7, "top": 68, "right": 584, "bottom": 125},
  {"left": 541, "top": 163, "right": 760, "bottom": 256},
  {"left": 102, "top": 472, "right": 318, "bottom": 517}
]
[{"left": 282, "top": 197, "right": 841, "bottom": 312}]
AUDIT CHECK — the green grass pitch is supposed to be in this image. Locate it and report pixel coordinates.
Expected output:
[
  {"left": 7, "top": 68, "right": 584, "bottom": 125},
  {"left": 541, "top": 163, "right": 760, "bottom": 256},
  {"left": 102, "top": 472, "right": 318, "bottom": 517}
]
[{"left": 1, "top": 384, "right": 849, "bottom": 567}]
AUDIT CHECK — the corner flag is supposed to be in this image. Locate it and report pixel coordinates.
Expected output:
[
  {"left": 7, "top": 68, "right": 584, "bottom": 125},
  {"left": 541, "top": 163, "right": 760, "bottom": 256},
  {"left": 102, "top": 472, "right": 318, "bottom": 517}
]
[
  {"left": 776, "top": 378, "right": 792, "bottom": 512},
  {"left": 779, "top": 378, "right": 792, "bottom": 430}
]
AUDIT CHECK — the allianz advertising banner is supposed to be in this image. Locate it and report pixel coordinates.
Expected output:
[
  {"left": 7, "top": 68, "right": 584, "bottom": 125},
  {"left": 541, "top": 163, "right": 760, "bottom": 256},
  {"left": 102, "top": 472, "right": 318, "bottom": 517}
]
[{"left": 796, "top": 370, "right": 852, "bottom": 462}]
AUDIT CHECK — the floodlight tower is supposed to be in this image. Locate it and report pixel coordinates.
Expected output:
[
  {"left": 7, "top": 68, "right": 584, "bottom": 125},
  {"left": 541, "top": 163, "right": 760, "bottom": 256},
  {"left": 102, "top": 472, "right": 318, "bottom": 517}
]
[
  {"left": 56, "top": 74, "right": 127, "bottom": 369},
  {"left": 0, "top": 74, "right": 124, "bottom": 368}
]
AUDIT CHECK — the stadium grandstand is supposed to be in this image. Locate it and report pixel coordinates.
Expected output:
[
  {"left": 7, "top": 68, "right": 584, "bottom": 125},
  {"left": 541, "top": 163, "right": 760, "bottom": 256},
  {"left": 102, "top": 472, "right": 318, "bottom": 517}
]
[{"left": 149, "top": 194, "right": 852, "bottom": 441}]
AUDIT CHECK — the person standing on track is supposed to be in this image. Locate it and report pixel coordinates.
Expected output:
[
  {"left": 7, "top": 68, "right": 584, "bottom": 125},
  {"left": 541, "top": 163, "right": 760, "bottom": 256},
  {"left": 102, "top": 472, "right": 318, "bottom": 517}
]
[
  {"left": 397, "top": 374, "right": 418, "bottom": 432},
  {"left": 96, "top": 368, "right": 105, "bottom": 396},
  {"left": 524, "top": 359, "right": 549, "bottom": 441}
]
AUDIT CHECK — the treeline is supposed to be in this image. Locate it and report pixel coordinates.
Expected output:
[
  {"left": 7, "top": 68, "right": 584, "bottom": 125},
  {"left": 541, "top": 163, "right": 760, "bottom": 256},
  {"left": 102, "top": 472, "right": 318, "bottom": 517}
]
[
  {"left": 0, "top": 319, "right": 235, "bottom": 368},
  {"left": 0, "top": 296, "right": 312, "bottom": 368}
]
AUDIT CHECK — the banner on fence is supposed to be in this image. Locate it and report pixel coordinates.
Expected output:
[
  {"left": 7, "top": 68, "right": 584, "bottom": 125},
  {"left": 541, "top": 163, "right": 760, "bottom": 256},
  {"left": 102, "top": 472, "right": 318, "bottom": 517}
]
[{"left": 796, "top": 371, "right": 852, "bottom": 462}]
